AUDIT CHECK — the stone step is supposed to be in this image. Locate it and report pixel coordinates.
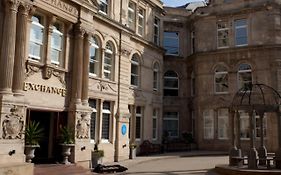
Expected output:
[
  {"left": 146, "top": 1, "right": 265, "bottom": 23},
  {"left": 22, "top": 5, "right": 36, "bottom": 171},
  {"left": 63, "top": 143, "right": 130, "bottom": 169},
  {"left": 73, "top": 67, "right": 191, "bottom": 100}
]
[{"left": 34, "top": 164, "right": 92, "bottom": 175}]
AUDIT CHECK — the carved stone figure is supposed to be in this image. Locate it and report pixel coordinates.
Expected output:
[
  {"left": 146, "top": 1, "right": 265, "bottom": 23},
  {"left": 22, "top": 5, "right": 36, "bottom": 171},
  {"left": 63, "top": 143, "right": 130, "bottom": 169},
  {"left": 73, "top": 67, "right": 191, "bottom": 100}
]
[
  {"left": 76, "top": 113, "right": 90, "bottom": 139},
  {"left": 2, "top": 106, "right": 24, "bottom": 139}
]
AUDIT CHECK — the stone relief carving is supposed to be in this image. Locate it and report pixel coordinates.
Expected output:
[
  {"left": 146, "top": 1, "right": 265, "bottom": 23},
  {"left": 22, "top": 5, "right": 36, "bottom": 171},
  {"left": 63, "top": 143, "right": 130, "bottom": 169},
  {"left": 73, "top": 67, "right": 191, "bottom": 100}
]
[
  {"left": 92, "top": 81, "right": 117, "bottom": 93},
  {"left": 25, "top": 64, "right": 40, "bottom": 79},
  {"left": 76, "top": 112, "right": 90, "bottom": 139},
  {"left": 42, "top": 65, "right": 53, "bottom": 79},
  {"left": 121, "top": 48, "right": 131, "bottom": 57},
  {"left": 2, "top": 106, "right": 24, "bottom": 139},
  {"left": 52, "top": 71, "right": 66, "bottom": 87}
]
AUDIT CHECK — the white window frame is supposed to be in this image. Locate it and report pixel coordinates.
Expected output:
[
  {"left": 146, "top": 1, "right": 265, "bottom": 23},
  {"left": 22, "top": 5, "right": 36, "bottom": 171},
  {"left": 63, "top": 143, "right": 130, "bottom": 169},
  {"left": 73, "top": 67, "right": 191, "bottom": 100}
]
[
  {"left": 203, "top": 109, "right": 214, "bottom": 139},
  {"left": 103, "top": 43, "right": 113, "bottom": 80},
  {"left": 153, "top": 63, "right": 159, "bottom": 91},
  {"left": 215, "top": 66, "right": 228, "bottom": 94},
  {"left": 99, "top": 0, "right": 108, "bottom": 15},
  {"left": 89, "top": 99, "right": 97, "bottom": 143},
  {"left": 137, "top": 7, "right": 145, "bottom": 36},
  {"left": 101, "top": 101, "right": 111, "bottom": 143},
  {"left": 29, "top": 15, "right": 44, "bottom": 61},
  {"left": 153, "top": 17, "right": 160, "bottom": 45},
  {"left": 218, "top": 108, "right": 229, "bottom": 140},
  {"left": 237, "top": 64, "right": 252, "bottom": 91},
  {"left": 50, "top": 24, "right": 63, "bottom": 65},
  {"left": 235, "top": 19, "right": 248, "bottom": 47},
  {"left": 217, "top": 21, "right": 229, "bottom": 49},
  {"left": 131, "top": 55, "right": 139, "bottom": 87},
  {"left": 89, "top": 37, "right": 100, "bottom": 77},
  {"left": 152, "top": 109, "right": 158, "bottom": 140},
  {"left": 163, "top": 112, "right": 179, "bottom": 138},
  {"left": 128, "top": 1, "right": 136, "bottom": 30}
]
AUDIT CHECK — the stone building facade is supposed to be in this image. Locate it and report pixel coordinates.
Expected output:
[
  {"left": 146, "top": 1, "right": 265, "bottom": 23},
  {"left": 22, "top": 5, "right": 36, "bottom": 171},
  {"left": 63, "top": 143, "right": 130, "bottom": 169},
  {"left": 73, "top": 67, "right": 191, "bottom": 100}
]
[
  {"left": 163, "top": 0, "right": 281, "bottom": 153},
  {"left": 0, "top": 0, "right": 164, "bottom": 171}
]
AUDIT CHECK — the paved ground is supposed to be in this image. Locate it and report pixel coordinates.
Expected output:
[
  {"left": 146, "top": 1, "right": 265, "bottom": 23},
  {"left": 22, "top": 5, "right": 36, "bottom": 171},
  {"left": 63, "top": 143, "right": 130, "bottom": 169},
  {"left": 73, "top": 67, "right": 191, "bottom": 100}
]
[
  {"left": 117, "top": 151, "right": 228, "bottom": 175},
  {"left": 34, "top": 151, "right": 229, "bottom": 175}
]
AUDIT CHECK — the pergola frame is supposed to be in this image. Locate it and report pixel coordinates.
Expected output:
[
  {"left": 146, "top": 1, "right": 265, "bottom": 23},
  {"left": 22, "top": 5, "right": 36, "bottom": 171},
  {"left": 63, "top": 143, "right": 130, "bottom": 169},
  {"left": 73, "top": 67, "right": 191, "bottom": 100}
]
[{"left": 229, "top": 83, "right": 281, "bottom": 169}]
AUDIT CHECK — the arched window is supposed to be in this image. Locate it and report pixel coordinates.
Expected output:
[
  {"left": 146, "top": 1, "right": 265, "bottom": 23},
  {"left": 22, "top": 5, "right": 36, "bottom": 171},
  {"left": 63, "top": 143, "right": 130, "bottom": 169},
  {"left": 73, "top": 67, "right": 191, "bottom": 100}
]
[
  {"left": 131, "top": 54, "right": 139, "bottom": 86},
  {"left": 89, "top": 37, "right": 100, "bottom": 76},
  {"left": 50, "top": 23, "right": 63, "bottom": 65},
  {"left": 215, "top": 65, "right": 228, "bottom": 93},
  {"left": 238, "top": 64, "right": 252, "bottom": 90},
  {"left": 104, "top": 42, "right": 114, "bottom": 80},
  {"left": 153, "top": 63, "right": 160, "bottom": 91},
  {"left": 29, "top": 15, "right": 44, "bottom": 60},
  {"left": 164, "top": 71, "right": 178, "bottom": 96}
]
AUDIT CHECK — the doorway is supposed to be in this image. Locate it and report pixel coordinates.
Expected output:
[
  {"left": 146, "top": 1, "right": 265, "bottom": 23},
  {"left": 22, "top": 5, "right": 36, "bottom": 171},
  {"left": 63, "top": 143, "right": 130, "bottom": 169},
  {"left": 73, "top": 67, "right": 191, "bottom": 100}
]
[{"left": 26, "top": 110, "right": 68, "bottom": 163}]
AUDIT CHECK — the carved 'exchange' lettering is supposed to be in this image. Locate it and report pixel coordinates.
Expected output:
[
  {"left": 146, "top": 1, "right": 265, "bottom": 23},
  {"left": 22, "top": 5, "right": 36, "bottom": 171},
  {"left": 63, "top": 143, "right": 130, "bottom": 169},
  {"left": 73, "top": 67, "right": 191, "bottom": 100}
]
[
  {"left": 23, "top": 82, "right": 66, "bottom": 97},
  {"left": 42, "top": 0, "right": 78, "bottom": 16}
]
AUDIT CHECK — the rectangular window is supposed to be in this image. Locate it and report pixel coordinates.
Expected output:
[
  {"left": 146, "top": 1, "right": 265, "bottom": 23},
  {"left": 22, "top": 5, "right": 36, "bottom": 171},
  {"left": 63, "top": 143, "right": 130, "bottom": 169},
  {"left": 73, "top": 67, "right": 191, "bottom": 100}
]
[
  {"left": 103, "top": 49, "right": 112, "bottom": 79},
  {"left": 89, "top": 38, "right": 100, "bottom": 76},
  {"left": 218, "top": 109, "right": 229, "bottom": 139},
  {"left": 152, "top": 109, "right": 158, "bottom": 140},
  {"left": 256, "top": 114, "right": 267, "bottom": 138},
  {"left": 29, "top": 15, "right": 44, "bottom": 60},
  {"left": 99, "top": 0, "right": 108, "bottom": 15},
  {"left": 240, "top": 111, "right": 250, "bottom": 139},
  {"left": 50, "top": 23, "right": 63, "bottom": 65},
  {"left": 217, "top": 22, "right": 229, "bottom": 48},
  {"left": 153, "top": 17, "right": 160, "bottom": 45},
  {"left": 137, "top": 7, "right": 145, "bottom": 36},
  {"left": 163, "top": 112, "right": 179, "bottom": 137},
  {"left": 135, "top": 106, "right": 142, "bottom": 140},
  {"left": 163, "top": 32, "right": 179, "bottom": 55},
  {"left": 102, "top": 101, "right": 111, "bottom": 140},
  {"left": 89, "top": 99, "right": 97, "bottom": 141},
  {"left": 203, "top": 110, "right": 214, "bottom": 139},
  {"left": 128, "top": 1, "right": 136, "bottom": 30},
  {"left": 235, "top": 19, "right": 247, "bottom": 46}
]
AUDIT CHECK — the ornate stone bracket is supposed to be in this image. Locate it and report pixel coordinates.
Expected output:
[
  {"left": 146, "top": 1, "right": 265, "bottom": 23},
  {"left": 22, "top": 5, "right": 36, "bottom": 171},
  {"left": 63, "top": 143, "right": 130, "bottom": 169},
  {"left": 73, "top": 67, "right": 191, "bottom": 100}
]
[
  {"left": 25, "top": 64, "right": 40, "bottom": 79},
  {"left": 2, "top": 106, "right": 24, "bottom": 139},
  {"left": 121, "top": 48, "right": 131, "bottom": 57},
  {"left": 76, "top": 112, "right": 90, "bottom": 139}
]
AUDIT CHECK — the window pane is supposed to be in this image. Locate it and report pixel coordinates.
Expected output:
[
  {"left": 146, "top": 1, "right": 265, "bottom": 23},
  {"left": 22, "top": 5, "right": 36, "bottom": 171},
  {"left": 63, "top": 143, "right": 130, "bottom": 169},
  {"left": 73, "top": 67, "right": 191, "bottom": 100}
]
[
  {"left": 218, "top": 109, "right": 229, "bottom": 139},
  {"left": 164, "top": 32, "right": 179, "bottom": 55},
  {"left": 102, "top": 113, "right": 110, "bottom": 139},
  {"left": 203, "top": 110, "right": 214, "bottom": 139}
]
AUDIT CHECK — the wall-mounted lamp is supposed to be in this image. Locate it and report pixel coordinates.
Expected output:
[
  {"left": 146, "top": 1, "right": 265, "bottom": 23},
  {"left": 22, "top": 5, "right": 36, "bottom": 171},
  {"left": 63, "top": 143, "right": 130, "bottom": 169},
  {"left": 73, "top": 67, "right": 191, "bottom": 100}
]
[{"left": 9, "top": 150, "right": 16, "bottom": 156}]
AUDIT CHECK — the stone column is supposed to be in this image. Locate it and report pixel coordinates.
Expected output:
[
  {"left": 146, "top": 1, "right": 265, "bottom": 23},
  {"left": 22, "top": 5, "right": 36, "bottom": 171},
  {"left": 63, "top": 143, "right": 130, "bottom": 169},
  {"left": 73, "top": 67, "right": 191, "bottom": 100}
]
[
  {"left": 0, "top": 0, "right": 18, "bottom": 94},
  {"left": 12, "top": 4, "right": 29, "bottom": 95},
  {"left": 71, "top": 22, "right": 84, "bottom": 104},
  {"left": 81, "top": 33, "right": 90, "bottom": 106},
  {"left": 236, "top": 111, "right": 241, "bottom": 149},
  {"left": 275, "top": 110, "right": 281, "bottom": 169},
  {"left": 258, "top": 112, "right": 267, "bottom": 165},
  {"left": 131, "top": 106, "right": 136, "bottom": 143},
  {"left": 248, "top": 111, "right": 258, "bottom": 169},
  {"left": 229, "top": 110, "right": 242, "bottom": 166}
]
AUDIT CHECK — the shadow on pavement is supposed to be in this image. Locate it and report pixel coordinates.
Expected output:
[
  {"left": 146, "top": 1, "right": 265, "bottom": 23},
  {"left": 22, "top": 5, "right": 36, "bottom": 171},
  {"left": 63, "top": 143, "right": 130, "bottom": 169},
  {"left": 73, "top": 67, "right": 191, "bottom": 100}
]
[{"left": 125, "top": 168, "right": 217, "bottom": 175}]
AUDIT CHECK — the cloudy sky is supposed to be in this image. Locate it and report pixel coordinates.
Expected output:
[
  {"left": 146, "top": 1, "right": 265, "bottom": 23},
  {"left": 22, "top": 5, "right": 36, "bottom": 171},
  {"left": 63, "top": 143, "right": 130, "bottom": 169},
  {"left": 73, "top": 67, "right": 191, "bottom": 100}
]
[{"left": 162, "top": 0, "right": 204, "bottom": 7}]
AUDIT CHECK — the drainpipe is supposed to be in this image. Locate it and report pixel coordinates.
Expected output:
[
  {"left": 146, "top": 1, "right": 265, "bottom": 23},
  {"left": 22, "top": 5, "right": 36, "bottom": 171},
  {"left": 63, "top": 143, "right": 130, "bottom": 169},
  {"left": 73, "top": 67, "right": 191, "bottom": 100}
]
[{"left": 114, "top": 0, "right": 123, "bottom": 162}]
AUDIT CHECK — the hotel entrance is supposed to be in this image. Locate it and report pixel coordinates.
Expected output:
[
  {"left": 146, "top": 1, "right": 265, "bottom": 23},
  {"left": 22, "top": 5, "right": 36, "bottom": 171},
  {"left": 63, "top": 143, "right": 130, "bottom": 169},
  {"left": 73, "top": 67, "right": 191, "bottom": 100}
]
[{"left": 26, "top": 110, "right": 68, "bottom": 163}]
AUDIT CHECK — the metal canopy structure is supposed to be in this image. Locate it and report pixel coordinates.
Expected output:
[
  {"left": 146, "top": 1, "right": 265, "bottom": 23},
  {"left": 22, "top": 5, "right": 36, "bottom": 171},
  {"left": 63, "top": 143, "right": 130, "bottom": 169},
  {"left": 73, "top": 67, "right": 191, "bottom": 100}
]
[{"left": 229, "top": 83, "right": 281, "bottom": 169}]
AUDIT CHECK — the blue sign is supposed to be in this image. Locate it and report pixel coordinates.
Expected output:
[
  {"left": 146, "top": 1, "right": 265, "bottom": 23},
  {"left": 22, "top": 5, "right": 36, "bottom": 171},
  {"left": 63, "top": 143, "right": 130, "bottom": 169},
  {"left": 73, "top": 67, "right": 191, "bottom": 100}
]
[{"left": 121, "top": 124, "right": 127, "bottom": 135}]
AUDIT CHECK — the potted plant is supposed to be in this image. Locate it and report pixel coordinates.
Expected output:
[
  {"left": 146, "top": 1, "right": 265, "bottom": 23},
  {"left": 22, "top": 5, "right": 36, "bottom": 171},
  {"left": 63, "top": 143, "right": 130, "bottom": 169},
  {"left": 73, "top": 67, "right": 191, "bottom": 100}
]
[
  {"left": 129, "top": 143, "right": 137, "bottom": 159},
  {"left": 60, "top": 126, "right": 75, "bottom": 164},
  {"left": 91, "top": 144, "right": 104, "bottom": 168},
  {"left": 24, "top": 121, "right": 44, "bottom": 163}
]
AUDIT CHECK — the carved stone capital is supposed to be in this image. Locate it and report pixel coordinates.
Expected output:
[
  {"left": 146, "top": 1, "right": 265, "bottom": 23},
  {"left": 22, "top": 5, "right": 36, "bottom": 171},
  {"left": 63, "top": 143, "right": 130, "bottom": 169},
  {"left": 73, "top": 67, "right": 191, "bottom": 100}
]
[
  {"left": 74, "top": 21, "right": 86, "bottom": 38},
  {"left": 18, "top": 2, "right": 32, "bottom": 16},
  {"left": 3, "top": 0, "right": 20, "bottom": 12}
]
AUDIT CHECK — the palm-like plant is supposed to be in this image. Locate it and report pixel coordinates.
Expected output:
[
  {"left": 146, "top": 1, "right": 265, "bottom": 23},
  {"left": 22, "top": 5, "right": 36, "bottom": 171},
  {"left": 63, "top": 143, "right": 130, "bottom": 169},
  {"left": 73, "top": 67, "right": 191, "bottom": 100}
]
[
  {"left": 25, "top": 121, "right": 44, "bottom": 145},
  {"left": 60, "top": 126, "right": 74, "bottom": 144}
]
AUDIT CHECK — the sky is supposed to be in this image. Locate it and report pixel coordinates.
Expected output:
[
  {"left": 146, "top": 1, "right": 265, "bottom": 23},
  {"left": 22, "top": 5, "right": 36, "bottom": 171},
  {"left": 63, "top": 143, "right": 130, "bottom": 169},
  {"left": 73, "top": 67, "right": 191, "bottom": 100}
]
[{"left": 161, "top": 0, "right": 204, "bottom": 7}]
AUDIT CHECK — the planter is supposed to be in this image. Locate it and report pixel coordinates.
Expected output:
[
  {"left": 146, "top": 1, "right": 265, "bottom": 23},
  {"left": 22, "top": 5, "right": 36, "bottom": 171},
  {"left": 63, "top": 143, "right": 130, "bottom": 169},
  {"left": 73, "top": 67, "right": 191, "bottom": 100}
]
[
  {"left": 61, "top": 144, "right": 75, "bottom": 164},
  {"left": 25, "top": 145, "right": 40, "bottom": 163},
  {"left": 91, "top": 151, "right": 103, "bottom": 168},
  {"left": 129, "top": 148, "right": 136, "bottom": 159}
]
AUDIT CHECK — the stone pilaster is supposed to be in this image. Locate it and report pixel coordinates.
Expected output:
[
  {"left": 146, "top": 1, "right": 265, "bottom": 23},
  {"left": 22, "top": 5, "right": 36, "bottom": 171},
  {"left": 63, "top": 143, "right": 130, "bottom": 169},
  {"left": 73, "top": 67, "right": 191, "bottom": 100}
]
[
  {"left": 0, "top": 0, "right": 19, "bottom": 94},
  {"left": 81, "top": 33, "right": 90, "bottom": 106},
  {"left": 258, "top": 112, "right": 267, "bottom": 165},
  {"left": 248, "top": 111, "right": 258, "bottom": 169},
  {"left": 71, "top": 22, "right": 84, "bottom": 104},
  {"left": 12, "top": 3, "right": 29, "bottom": 95}
]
